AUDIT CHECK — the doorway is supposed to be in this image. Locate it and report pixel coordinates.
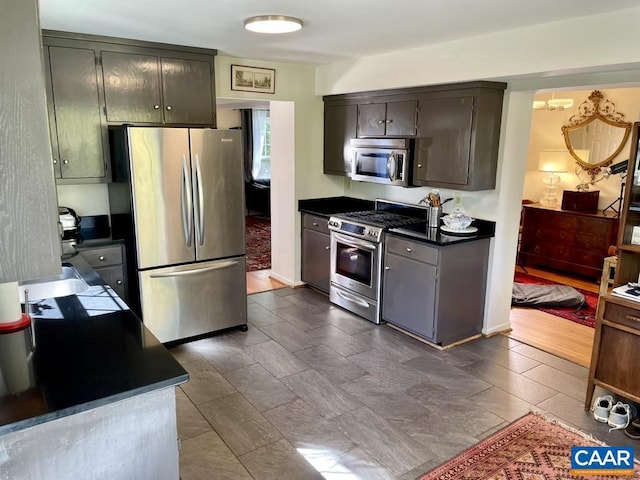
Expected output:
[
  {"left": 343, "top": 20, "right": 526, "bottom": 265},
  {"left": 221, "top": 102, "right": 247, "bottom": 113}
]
[{"left": 507, "top": 86, "right": 640, "bottom": 365}]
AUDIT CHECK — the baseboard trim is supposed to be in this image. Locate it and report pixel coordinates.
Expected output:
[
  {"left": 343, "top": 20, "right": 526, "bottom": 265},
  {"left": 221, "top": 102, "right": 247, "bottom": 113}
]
[
  {"left": 268, "top": 271, "right": 303, "bottom": 288},
  {"left": 483, "top": 322, "right": 512, "bottom": 336}
]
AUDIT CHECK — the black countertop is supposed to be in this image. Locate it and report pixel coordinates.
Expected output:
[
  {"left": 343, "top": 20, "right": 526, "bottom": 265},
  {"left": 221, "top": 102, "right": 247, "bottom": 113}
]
[
  {"left": 389, "top": 218, "right": 496, "bottom": 246},
  {"left": 0, "top": 254, "right": 188, "bottom": 435},
  {"left": 298, "top": 196, "right": 375, "bottom": 217}
]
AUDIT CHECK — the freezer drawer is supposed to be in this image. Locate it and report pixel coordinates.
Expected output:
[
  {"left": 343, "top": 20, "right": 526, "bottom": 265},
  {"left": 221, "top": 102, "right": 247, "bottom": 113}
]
[{"left": 139, "top": 256, "right": 247, "bottom": 343}]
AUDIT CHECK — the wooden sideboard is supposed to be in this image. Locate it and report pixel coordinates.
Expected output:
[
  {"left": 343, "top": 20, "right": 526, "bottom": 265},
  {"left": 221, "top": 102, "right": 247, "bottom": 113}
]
[{"left": 518, "top": 204, "right": 619, "bottom": 279}]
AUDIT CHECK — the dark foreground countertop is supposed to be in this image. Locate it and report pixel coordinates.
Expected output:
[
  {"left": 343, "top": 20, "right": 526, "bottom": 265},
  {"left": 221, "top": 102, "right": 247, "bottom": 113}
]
[
  {"left": 298, "top": 196, "right": 375, "bottom": 217},
  {"left": 389, "top": 218, "right": 496, "bottom": 246},
  {"left": 0, "top": 255, "right": 188, "bottom": 435}
]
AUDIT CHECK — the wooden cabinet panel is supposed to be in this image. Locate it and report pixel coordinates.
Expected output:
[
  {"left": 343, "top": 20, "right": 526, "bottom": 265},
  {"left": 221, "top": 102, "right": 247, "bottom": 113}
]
[
  {"left": 357, "top": 103, "right": 386, "bottom": 137},
  {"left": 77, "top": 244, "right": 128, "bottom": 302},
  {"left": 323, "top": 104, "right": 357, "bottom": 176},
  {"left": 382, "top": 251, "right": 437, "bottom": 340},
  {"left": 414, "top": 96, "right": 473, "bottom": 186},
  {"left": 357, "top": 101, "right": 416, "bottom": 137},
  {"left": 161, "top": 57, "right": 214, "bottom": 125},
  {"left": 47, "top": 46, "right": 107, "bottom": 180},
  {"left": 301, "top": 214, "right": 330, "bottom": 293},
  {"left": 101, "top": 51, "right": 163, "bottom": 123},
  {"left": 102, "top": 52, "right": 214, "bottom": 125},
  {"left": 518, "top": 204, "right": 618, "bottom": 279}
]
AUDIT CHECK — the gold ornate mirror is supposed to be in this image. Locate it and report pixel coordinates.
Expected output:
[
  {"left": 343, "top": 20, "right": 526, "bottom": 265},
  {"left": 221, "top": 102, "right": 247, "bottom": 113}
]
[{"left": 561, "top": 90, "right": 631, "bottom": 180}]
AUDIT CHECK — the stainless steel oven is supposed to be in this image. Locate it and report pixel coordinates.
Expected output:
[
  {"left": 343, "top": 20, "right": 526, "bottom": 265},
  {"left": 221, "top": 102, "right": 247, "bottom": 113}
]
[{"left": 328, "top": 206, "right": 426, "bottom": 324}]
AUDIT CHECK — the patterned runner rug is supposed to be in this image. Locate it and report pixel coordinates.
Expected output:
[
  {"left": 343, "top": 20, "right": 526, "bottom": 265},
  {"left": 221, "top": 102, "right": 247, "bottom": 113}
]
[
  {"left": 419, "top": 413, "right": 640, "bottom": 479},
  {"left": 246, "top": 216, "right": 271, "bottom": 272},
  {"left": 514, "top": 271, "right": 598, "bottom": 328}
]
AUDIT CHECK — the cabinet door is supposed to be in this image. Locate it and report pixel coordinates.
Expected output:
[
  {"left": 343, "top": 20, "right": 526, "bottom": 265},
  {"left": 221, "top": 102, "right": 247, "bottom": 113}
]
[
  {"left": 43, "top": 48, "right": 61, "bottom": 179},
  {"left": 382, "top": 251, "right": 437, "bottom": 340},
  {"left": 301, "top": 228, "right": 331, "bottom": 293},
  {"left": 95, "top": 265, "right": 127, "bottom": 301},
  {"left": 101, "top": 51, "right": 163, "bottom": 123},
  {"left": 386, "top": 100, "right": 417, "bottom": 136},
  {"left": 414, "top": 96, "right": 474, "bottom": 186},
  {"left": 48, "top": 46, "right": 106, "bottom": 179},
  {"left": 161, "top": 57, "right": 214, "bottom": 125},
  {"left": 357, "top": 103, "right": 386, "bottom": 137},
  {"left": 324, "top": 104, "right": 357, "bottom": 176}
]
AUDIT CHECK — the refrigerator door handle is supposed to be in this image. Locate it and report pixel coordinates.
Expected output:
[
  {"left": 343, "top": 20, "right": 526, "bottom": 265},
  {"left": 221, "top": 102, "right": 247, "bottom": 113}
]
[
  {"left": 194, "top": 153, "right": 205, "bottom": 246},
  {"left": 181, "top": 155, "right": 193, "bottom": 247},
  {"left": 149, "top": 260, "right": 238, "bottom": 278}
]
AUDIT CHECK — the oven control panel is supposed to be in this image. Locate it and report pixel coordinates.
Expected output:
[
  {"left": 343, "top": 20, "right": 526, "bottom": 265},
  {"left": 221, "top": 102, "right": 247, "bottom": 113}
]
[{"left": 328, "top": 217, "right": 382, "bottom": 243}]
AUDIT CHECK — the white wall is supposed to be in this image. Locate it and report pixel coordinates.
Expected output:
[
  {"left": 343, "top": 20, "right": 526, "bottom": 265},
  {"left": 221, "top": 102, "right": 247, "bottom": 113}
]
[
  {"left": 215, "top": 55, "right": 344, "bottom": 285},
  {"left": 216, "top": 108, "right": 241, "bottom": 129},
  {"left": 56, "top": 184, "right": 110, "bottom": 216},
  {"left": 314, "top": 7, "right": 640, "bottom": 335}
]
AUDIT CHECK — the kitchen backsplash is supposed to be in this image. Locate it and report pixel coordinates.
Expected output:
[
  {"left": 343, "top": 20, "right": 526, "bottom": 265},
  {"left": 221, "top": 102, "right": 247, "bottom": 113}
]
[{"left": 56, "top": 184, "right": 110, "bottom": 216}]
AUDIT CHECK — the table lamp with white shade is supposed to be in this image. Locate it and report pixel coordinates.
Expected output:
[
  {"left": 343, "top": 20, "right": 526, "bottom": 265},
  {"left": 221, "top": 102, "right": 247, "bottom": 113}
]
[{"left": 538, "top": 149, "right": 569, "bottom": 205}]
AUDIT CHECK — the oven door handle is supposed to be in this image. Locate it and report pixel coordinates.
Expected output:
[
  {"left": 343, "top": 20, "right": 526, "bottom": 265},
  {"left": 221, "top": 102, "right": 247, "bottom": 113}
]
[
  {"left": 333, "top": 232, "right": 377, "bottom": 251},
  {"left": 386, "top": 151, "right": 397, "bottom": 182},
  {"left": 335, "top": 289, "right": 371, "bottom": 308}
]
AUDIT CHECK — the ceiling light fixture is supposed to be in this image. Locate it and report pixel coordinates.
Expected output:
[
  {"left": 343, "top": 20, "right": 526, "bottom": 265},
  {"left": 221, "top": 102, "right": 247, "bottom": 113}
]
[
  {"left": 244, "top": 15, "right": 303, "bottom": 34},
  {"left": 532, "top": 94, "right": 574, "bottom": 111}
]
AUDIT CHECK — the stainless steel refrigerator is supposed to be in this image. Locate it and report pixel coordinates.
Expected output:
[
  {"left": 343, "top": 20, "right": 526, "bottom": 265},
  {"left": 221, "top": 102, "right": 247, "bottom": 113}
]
[{"left": 108, "top": 126, "right": 247, "bottom": 343}]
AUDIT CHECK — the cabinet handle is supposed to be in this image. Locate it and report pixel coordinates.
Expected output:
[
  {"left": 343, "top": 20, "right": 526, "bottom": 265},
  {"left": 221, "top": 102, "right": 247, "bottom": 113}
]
[
  {"left": 406, "top": 248, "right": 412, "bottom": 252},
  {"left": 116, "top": 280, "right": 122, "bottom": 285},
  {"left": 153, "top": 104, "right": 160, "bottom": 110},
  {"left": 312, "top": 222, "right": 319, "bottom": 226},
  {"left": 377, "top": 120, "right": 385, "bottom": 124},
  {"left": 53, "top": 159, "right": 58, "bottom": 165},
  {"left": 384, "top": 266, "right": 390, "bottom": 270},
  {"left": 325, "top": 246, "right": 330, "bottom": 250},
  {"left": 98, "top": 255, "right": 105, "bottom": 261},
  {"left": 625, "top": 314, "right": 640, "bottom": 322},
  {"left": 417, "top": 163, "right": 422, "bottom": 168},
  {"left": 166, "top": 105, "right": 173, "bottom": 111},
  {"left": 62, "top": 159, "right": 69, "bottom": 165},
  {"left": 386, "top": 119, "right": 393, "bottom": 124}
]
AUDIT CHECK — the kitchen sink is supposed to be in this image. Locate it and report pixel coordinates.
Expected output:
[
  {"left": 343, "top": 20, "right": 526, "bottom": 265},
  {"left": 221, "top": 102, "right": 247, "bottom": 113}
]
[{"left": 19, "top": 265, "right": 89, "bottom": 302}]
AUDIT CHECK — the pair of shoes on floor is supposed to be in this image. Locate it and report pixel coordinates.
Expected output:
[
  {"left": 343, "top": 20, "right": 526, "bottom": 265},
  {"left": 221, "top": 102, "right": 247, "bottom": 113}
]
[{"left": 591, "top": 395, "right": 636, "bottom": 432}]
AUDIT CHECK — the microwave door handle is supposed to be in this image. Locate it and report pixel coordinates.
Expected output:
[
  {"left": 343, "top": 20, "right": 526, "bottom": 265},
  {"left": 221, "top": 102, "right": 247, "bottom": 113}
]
[{"left": 386, "top": 152, "right": 397, "bottom": 182}]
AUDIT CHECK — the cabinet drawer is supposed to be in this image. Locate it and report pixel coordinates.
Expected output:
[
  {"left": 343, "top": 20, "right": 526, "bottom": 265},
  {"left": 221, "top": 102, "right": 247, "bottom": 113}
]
[
  {"left": 303, "top": 214, "right": 329, "bottom": 235},
  {"left": 386, "top": 235, "right": 438, "bottom": 265},
  {"left": 78, "top": 245, "right": 123, "bottom": 267},
  {"left": 602, "top": 300, "right": 640, "bottom": 330}
]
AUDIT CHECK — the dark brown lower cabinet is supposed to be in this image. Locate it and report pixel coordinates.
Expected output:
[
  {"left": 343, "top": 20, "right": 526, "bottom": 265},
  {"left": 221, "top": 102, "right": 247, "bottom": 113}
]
[
  {"left": 76, "top": 243, "right": 128, "bottom": 302},
  {"left": 586, "top": 294, "right": 640, "bottom": 409},
  {"left": 301, "top": 214, "right": 331, "bottom": 293},
  {"left": 382, "top": 234, "right": 490, "bottom": 346}
]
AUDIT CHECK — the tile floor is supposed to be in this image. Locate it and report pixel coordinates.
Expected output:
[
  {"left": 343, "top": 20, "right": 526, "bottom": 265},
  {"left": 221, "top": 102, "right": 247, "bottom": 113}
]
[{"left": 169, "top": 287, "right": 637, "bottom": 480}]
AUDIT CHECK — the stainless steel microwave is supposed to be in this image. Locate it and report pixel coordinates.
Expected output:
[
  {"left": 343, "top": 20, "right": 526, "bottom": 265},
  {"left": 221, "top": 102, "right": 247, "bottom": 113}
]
[{"left": 350, "top": 138, "right": 413, "bottom": 186}]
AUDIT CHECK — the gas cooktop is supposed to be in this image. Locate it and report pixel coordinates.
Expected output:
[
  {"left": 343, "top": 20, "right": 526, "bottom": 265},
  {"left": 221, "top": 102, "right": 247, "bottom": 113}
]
[{"left": 332, "top": 210, "right": 426, "bottom": 228}]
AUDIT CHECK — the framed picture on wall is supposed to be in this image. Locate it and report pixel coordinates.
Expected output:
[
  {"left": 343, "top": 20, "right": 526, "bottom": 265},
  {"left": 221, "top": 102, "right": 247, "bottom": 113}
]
[{"left": 231, "top": 65, "right": 275, "bottom": 94}]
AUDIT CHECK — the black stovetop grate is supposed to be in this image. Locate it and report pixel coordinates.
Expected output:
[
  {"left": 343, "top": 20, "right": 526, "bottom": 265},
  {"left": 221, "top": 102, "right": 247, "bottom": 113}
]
[{"left": 334, "top": 210, "right": 427, "bottom": 228}]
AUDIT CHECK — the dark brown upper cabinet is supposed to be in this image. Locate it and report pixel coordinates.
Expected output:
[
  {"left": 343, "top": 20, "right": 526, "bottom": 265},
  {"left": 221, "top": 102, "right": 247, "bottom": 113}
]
[
  {"left": 101, "top": 51, "right": 215, "bottom": 126},
  {"left": 324, "top": 104, "right": 357, "bottom": 176},
  {"left": 44, "top": 45, "right": 108, "bottom": 182},
  {"left": 413, "top": 86, "right": 505, "bottom": 191},
  {"left": 323, "top": 82, "right": 505, "bottom": 189},
  {"left": 357, "top": 100, "right": 417, "bottom": 137}
]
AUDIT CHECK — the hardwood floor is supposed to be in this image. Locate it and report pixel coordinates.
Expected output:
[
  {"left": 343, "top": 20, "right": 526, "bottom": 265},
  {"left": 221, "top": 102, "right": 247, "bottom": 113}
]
[
  {"left": 505, "top": 266, "right": 599, "bottom": 368},
  {"left": 246, "top": 269, "right": 286, "bottom": 295}
]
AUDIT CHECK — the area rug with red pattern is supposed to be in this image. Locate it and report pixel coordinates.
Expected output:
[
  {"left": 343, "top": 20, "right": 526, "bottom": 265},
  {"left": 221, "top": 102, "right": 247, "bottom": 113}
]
[
  {"left": 419, "top": 412, "right": 640, "bottom": 479},
  {"left": 246, "top": 216, "right": 271, "bottom": 272},
  {"left": 513, "top": 271, "right": 597, "bottom": 328}
]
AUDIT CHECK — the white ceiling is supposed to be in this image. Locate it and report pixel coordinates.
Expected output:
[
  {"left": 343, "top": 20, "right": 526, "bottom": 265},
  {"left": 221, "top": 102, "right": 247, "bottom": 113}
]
[{"left": 39, "top": 0, "right": 639, "bottom": 65}]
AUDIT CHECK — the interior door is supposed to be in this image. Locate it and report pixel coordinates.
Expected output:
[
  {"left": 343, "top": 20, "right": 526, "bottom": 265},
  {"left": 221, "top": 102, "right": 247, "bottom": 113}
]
[
  {"left": 128, "top": 127, "right": 195, "bottom": 268},
  {"left": 190, "top": 129, "right": 245, "bottom": 261}
]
